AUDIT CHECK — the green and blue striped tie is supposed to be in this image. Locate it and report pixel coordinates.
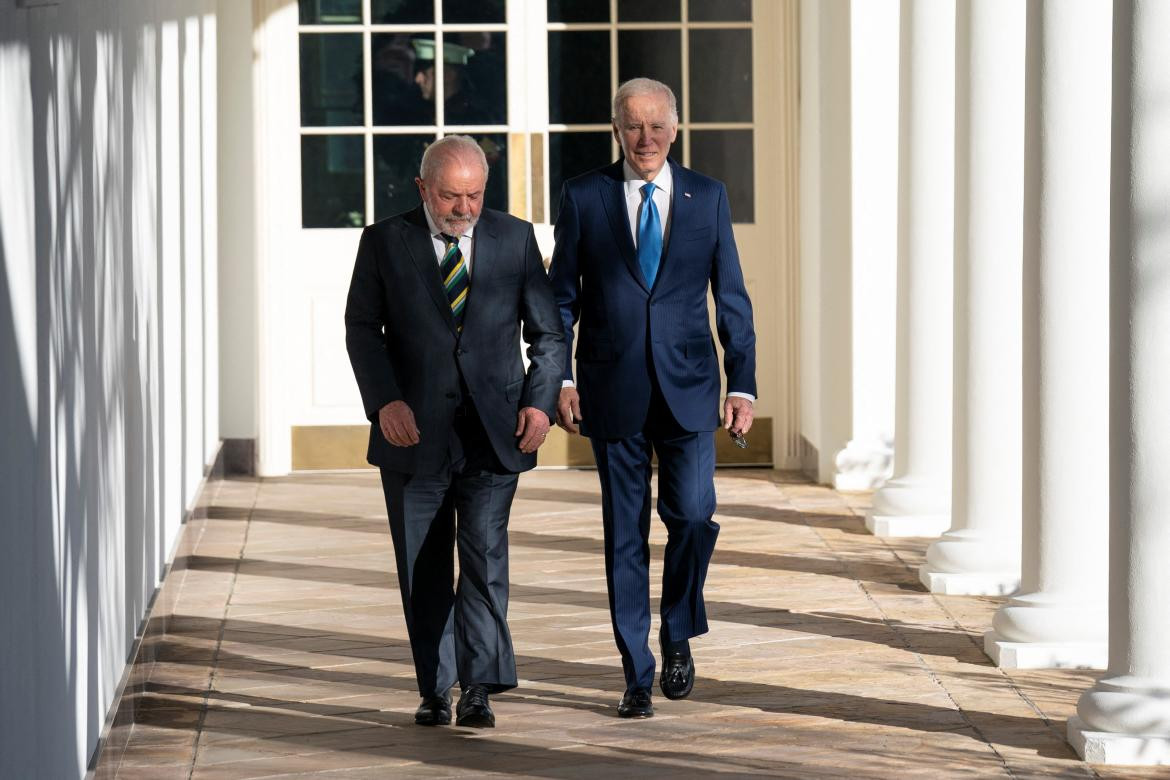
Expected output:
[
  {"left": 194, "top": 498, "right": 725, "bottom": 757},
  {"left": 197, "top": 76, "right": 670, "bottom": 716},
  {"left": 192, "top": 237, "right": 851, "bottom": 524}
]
[{"left": 440, "top": 233, "right": 469, "bottom": 331}]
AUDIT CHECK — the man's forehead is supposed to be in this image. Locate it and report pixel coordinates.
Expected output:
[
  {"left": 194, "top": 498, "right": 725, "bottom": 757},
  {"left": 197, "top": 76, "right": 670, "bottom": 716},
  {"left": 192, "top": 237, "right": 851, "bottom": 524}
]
[{"left": 620, "top": 96, "right": 673, "bottom": 121}]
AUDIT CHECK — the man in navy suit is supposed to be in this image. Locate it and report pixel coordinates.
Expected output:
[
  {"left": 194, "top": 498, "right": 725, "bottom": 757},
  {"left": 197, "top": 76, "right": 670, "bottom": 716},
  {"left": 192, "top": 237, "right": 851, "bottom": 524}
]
[{"left": 548, "top": 78, "right": 757, "bottom": 718}]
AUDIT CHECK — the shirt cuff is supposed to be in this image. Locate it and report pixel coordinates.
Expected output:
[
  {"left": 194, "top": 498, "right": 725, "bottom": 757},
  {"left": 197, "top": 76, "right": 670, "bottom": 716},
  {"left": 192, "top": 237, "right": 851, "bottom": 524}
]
[
  {"left": 562, "top": 380, "right": 576, "bottom": 388},
  {"left": 727, "top": 392, "right": 755, "bottom": 402}
]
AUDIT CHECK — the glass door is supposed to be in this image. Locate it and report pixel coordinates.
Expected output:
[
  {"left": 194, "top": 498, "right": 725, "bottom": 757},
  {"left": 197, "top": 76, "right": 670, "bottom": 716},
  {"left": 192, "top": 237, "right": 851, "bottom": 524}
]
[{"left": 280, "top": 0, "right": 785, "bottom": 469}]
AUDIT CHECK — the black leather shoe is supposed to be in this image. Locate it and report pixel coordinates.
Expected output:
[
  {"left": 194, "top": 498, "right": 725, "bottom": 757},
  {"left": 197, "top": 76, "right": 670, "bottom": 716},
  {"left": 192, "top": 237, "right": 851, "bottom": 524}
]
[
  {"left": 456, "top": 685, "right": 495, "bottom": 728},
  {"left": 660, "top": 635, "right": 695, "bottom": 700},
  {"left": 414, "top": 693, "right": 452, "bottom": 726},
  {"left": 618, "top": 688, "right": 654, "bottom": 718}
]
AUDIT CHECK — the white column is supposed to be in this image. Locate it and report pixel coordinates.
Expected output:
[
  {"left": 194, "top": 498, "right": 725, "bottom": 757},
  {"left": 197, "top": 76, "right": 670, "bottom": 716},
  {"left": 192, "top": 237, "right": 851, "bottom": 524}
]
[
  {"left": 834, "top": 0, "right": 897, "bottom": 493},
  {"left": 1069, "top": 0, "right": 1170, "bottom": 765},
  {"left": 984, "top": 0, "right": 1110, "bottom": 670},
  {"left": 920, "top": 0, "right": 1023, "bottom": 595},
  {"left": 865, "top": 0, "right": 953, "bottom": 537}
]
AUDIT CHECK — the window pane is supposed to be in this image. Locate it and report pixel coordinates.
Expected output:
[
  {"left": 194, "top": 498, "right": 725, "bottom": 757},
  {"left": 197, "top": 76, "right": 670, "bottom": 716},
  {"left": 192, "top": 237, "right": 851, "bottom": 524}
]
[
  {"left": 372, "top": 34, "right": 436, "bottom": 126},
  {"left": 300, "top": 33, "right": 363, "bottom": 126},
  {"left": 374, "top": 134, "right": 432, "bottom": 221},
  {"left": 689, "top": 129, "right": 753, "bottom": 223},
  {"left": 472, "top": 133, "right": 509, "bottom": 212},
  {"left": 689, "top": 0, "right": 751, "bottom": 22},
  {"left": 444, "top": 0, "right": 505, "bottom": 23},
  {"left": 547, "top": 0, "right": 608, "bottom": 23},
  {"left": 371, "top": 0, "right": 432, "bottom": 24},
  {"left": 550, "top": 132, "right": 612, "bottom": 223},
  {"left": 302, "top": 135, "right": 365, "bottom": 228},
  {"left": 444, "top": 32, "right": 507, "bottom": 126},
  {"left": 548, "top": 32, "right": 611, "bottom": 124},
  {"left": 689, "top": 29, "right": 752, "bottom": 122},
  {"left": 617, "top": 30, "right": 681, "bottom": 103},
  {"left": 299, "top": 0, "right": 361, "bottom": 24},
  {"left": 617, "top": 0, "right": 679, "bottom": 22}
]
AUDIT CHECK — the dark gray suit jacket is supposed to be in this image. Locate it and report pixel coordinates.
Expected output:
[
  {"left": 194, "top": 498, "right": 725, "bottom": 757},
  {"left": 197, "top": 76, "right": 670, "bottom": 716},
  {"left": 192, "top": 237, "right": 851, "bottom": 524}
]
[{"left": 345, "top": 205, "right": 565, "bottom": 474}]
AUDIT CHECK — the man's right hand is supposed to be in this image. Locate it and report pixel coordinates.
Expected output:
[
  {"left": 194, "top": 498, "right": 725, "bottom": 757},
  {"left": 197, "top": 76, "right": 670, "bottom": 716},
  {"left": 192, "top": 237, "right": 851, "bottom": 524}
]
[
  {"left": 555, "top": 387, "right": 582, "bottom": 434},
  {"left": 378, "top": 400, "right": 420, "bottom": 446}
]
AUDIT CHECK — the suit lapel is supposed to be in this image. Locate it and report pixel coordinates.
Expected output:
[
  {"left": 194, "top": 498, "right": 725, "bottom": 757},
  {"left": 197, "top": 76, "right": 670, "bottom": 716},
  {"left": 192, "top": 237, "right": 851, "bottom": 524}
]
[
  {"left": 599, "top": 161, "right": 649, "bottom": 294},
  {"left": 658, "top": 159, "right": 691, "bottom": 286},
  {"left": 401, "top": 205, "right": 456, "bottom": 335}
]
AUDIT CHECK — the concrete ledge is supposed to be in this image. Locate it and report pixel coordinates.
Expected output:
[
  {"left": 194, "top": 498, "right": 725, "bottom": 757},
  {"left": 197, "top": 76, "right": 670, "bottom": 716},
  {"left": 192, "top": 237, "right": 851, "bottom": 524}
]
[
  {"left": 918, "top": 566, "right": 1019, "bottom": 596},
  {"left": 1068, "top": 716, "right": 1170, "bottom": 766},
  {"left": 983, "top": 632, "right": 1107, "bottom": 669},
  {"left": 865, "top": 513, "right": 950, "bottom": 537}
]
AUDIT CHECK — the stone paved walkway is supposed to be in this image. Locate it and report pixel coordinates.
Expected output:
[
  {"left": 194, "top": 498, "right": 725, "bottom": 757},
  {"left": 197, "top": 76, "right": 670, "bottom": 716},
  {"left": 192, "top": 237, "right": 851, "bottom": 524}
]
[{"left": 94, "top": 470, "right": 1168, "bottom": 778}]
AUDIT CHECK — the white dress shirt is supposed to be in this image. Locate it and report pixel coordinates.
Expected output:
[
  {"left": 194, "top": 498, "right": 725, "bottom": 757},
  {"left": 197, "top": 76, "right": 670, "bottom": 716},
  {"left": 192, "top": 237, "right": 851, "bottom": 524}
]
[{"left": 423, "top": 203, "right": 475, "bottom": 274}]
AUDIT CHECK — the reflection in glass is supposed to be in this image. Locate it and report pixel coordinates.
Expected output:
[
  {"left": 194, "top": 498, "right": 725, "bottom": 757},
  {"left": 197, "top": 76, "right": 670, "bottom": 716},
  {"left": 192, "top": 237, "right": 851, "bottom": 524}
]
[
  {"left": 475, "top": 133, "right": 509, "bottom": 212},
  {"left": 371, "top": 0, "right": 431, "bottom": 24},
  {"left": 617, "top": 30, "right": 681, "bottom": 103},
  {"left": 547, "top": 0, "right": 608, "bottom": 23},
  {"left": 617, "top": 0, "right": 679, "bottom": 22},
  {"left": 690, "top": 130, "right": 754, "bottom": 222},
  {"left": 373, "top": 34, "right": 507, "bottom": 127},
  {"left": 299, "top": 0, "right": 361, "bottom": 24},
  {"left": 550, "top": 132, "right": 612, "bottom": 223},
  {"left": 689, "top": 30, "right": 752, "bottom": 122},
  {"left": 443, "top": 0, "right": 505, "bottom": 23},
  {"left": 372, "top": 34, "right": 435, "bottom": 126},
  {"left": 302, "top": 135, "right": 365, "bottom": 228},
  {"left": 300, "top": 34, "right": 363, "bottom": 126},
  {"left": 548, "top": 32, "right": 611, "bottom": 124},
  {"left": 374, "top": 134, "right": 432, "bottom": 221},
  {"left": 689, "top": 0, "right": 751, "bottom": 22}
]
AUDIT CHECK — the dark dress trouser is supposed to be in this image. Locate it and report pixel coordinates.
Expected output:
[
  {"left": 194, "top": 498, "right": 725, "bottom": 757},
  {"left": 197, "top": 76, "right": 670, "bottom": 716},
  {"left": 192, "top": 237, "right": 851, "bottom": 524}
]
[
  {"left": 589, "top": 377, "right": 720, "bottom": 692},
  {"left": 379, "top": 403, "right": 519, "bottom": 698}
]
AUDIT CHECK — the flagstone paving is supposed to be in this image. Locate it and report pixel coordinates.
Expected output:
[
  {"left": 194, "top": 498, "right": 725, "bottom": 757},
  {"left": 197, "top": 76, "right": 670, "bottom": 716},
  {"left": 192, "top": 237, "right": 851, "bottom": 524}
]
[{"left": 93, "top": 469, "right": 1168, "bottom": 778}]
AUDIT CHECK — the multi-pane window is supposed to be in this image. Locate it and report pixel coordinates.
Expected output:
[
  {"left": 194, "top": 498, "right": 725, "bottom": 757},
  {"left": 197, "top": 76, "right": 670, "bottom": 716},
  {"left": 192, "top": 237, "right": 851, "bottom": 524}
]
[
  {"left": 546, "top": 0, "right": 755, "bottom": 223},
  {"left": 298, "top": 0, "right": 509, "bottom": 228}
]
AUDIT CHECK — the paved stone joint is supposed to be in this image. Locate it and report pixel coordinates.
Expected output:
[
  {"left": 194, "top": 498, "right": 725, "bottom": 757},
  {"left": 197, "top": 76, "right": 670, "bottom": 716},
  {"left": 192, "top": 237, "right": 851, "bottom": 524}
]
[{"left": 94, "top": 470, "right": 1161, "bottom": 778}]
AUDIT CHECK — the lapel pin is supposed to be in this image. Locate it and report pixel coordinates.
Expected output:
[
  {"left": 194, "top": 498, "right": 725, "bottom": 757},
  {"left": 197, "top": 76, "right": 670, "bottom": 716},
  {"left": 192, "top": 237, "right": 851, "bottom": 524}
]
[{"left": 684, "top": 192, "right": 692, "bottom": 198}]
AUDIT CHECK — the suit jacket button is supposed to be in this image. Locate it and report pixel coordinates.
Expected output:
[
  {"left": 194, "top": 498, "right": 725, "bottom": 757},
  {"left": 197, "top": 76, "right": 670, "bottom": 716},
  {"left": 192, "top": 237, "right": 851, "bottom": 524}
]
[{"left": 456, "top": 348, "right": 464, "bottom": 356}]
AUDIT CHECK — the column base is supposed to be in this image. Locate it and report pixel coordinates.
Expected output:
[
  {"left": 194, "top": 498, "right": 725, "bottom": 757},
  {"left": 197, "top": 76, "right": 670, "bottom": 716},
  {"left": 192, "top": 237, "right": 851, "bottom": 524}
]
[
  {"left": 1068, "top": 717, "right": 1170, "bottom": 766},
  {"left": 982, "top": 631, "right": 1107, "bottom": 669},
  {"left": 918, "top": 566, "right": 1019, "bottom": 596},
  {"left": 833, "top": 438, "right": 893, "bottom": 491},
  {"left": 865, "top": 512, "right": 951, "bottom": 537}
]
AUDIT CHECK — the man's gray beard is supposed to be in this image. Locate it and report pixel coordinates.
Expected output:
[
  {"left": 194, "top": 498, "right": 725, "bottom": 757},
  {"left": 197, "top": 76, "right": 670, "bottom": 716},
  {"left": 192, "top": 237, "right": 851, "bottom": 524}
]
[{"left": 439, "top": 213, "right": 478, "bottom": 235}]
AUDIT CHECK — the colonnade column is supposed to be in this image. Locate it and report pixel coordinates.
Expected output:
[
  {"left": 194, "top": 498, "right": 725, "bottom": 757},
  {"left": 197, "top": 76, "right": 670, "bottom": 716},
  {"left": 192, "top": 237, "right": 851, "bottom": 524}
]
[
  {"left": 1068, "top": 0, "right": 1170, "bottom": 764},
  {"left": 984, "top": 0, "right": 1109, "bottom": 669},
  {"left": 920, "top": 0, "right": 1023, "bottom": 595},
  {"left": 865, "top": 0, "right": 953, "bottom": 538},
  {"left": 833, "top": 0, "right": 897, "bottom": 493}
]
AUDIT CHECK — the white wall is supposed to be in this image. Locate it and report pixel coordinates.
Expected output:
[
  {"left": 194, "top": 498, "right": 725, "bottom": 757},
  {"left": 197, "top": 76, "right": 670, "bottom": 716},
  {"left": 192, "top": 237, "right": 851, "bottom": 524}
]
[
  {"left": 216, "top": 0, "right": 256, "bottom": 441},
  {"left": 0, "top": 1, "right": 217, "bottom": 775}
]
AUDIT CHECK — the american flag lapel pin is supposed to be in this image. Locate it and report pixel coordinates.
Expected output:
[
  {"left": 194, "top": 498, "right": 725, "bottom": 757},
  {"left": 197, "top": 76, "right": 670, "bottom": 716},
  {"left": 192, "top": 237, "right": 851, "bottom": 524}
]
[{"left": 684, "top": 192, "right": 692, "bottom": 198}]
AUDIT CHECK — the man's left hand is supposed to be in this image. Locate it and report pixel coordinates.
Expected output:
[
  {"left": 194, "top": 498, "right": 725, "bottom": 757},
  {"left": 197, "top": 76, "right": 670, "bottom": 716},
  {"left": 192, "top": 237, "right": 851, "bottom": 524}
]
[
  {"left": 515, "top": 407, "right": 551, "bottom": 454},
  {"left": 723, "top": 396, "right": 754, "bottom": 436}
]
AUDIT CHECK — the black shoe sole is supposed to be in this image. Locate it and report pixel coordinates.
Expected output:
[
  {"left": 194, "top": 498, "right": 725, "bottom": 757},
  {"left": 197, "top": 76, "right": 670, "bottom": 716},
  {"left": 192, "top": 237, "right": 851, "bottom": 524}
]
[
  {"left": 415, "top": 715, "right": 451, "bottom": 726},
  {"left": 618, "top": 708, "right": 655, "bottom": 718},
  {"left": 456, "top": 713, "right": 495, "bottom": 728}
]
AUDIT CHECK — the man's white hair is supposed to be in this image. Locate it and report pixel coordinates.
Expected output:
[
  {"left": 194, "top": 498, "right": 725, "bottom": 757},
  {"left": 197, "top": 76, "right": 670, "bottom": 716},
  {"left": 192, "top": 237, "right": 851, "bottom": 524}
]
[
  {"left": 612, "top": 78, "right": 679, "bottom": 126},
  {"left": 419, "top": 135, "right": 489, "bottom": 181}
]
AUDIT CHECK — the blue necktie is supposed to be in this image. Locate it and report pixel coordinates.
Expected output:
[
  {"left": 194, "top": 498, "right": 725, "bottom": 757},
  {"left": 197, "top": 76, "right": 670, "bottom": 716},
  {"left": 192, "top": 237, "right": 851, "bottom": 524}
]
[{"left": 637, "top": 182, "right": 662, "bottom": 287}]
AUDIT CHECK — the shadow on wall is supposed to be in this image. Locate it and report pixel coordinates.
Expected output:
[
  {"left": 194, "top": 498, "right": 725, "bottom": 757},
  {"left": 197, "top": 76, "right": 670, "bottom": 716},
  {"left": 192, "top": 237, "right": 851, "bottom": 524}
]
[{"left": 0, "top": 1, "right": 215, "bottom": 775}]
